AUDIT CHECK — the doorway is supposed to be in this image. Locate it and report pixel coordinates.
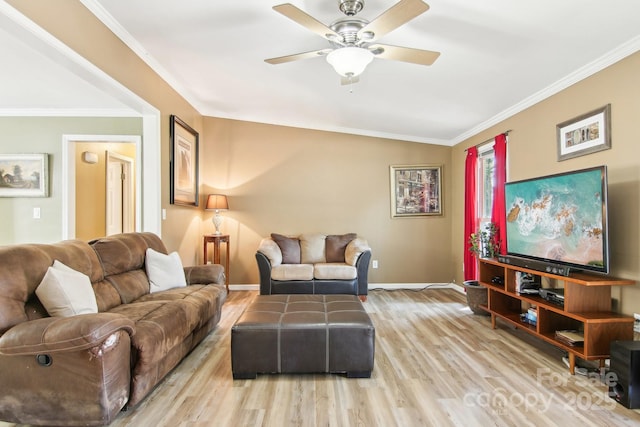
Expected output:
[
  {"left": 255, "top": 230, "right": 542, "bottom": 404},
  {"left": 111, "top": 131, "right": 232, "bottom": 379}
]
[{"left": 65, "top": 135, "right": 140, "bottom": 240}]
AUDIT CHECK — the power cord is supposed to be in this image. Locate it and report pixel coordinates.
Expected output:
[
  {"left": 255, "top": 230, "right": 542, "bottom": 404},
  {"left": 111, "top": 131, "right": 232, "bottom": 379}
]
[{"left": 369, "top": 285, "right": 454, "bottom": 293}]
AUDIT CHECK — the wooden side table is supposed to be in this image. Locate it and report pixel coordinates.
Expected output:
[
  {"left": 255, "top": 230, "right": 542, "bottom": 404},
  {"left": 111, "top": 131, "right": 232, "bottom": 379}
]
[{"left": 203, "top": 234, "right": 230, "bottom": 293}]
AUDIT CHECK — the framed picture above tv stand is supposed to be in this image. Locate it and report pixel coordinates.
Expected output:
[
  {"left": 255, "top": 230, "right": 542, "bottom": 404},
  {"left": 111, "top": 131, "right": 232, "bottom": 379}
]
[{"left": 478, "top": 257, "right": 634, "bottom": 374}]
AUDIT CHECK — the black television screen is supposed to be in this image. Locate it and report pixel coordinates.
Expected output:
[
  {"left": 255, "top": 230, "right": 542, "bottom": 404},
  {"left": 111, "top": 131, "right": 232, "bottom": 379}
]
[{"left": 504, "top": 165, "right": 609, "bottom": 274}]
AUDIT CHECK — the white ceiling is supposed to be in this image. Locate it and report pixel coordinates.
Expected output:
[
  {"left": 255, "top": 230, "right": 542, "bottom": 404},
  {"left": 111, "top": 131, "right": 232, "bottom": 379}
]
[
  {"left": 2, "top": 0, "right": 640, "bottom": 145},
  {"left": 0, "top": 2, "right": 137, "bottom": 116}
]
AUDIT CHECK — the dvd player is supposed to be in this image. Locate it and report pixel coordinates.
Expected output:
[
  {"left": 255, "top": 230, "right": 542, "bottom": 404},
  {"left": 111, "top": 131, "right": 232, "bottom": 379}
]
[
  {"left": 539, "top": 288, "right": 565, "bottom": 305},
  {"left": 498, "top": 255, "right": 571, "bottom": 276}
]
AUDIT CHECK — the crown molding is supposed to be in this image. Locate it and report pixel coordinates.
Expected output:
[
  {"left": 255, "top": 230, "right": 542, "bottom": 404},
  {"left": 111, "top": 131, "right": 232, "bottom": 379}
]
[
  {"left": 80, "top": 0, "right": 205, "bottom": 113},
  {"left": 0, "top": 108, "right": 141, "bottom": 117},
  {"left": 450, "top": 35, "right": 640, "bottom": 146}
]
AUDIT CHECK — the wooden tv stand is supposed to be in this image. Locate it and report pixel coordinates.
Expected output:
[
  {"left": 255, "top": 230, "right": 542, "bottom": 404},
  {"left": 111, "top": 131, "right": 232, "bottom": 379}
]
[{"left": 478, "top": 258, "right": 635, "bottom": 374}]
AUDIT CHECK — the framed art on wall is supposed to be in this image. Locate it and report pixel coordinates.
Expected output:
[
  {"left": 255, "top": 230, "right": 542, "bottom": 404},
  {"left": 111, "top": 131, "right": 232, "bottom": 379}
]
[
  {"left": 390, "top": 164, "right": 442, "bottom": 217},
  {"left": 170, "top": 115, "right": 199, "bottom": 207},
  {"left": 0, "top": 153, "right": 48, "bottom": 197},
  {"left": 557, "top": 104, "right": 611, "bottom": 161}
]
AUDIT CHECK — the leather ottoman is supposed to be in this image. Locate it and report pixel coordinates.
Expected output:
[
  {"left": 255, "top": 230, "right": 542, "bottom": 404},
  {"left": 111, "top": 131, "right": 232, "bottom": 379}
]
[{"left": 231, "top": 294, "right": 375, "bottom": 379}]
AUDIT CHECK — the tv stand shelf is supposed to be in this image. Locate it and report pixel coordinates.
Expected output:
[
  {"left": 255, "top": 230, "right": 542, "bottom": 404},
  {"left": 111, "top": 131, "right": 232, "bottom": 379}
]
[{"left": 478, "top": 258, "right": 634, "bottom": 374}]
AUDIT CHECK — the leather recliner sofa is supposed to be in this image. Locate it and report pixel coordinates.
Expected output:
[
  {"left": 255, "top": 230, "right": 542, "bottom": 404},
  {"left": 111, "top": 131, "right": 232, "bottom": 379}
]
[{"left": 0, "top": 232, "right": 226, "bottom": 426}]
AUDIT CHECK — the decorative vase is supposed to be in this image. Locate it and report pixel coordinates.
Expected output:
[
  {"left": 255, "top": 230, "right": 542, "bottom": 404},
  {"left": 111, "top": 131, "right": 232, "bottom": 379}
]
[{"left": 463, "top": 280, "right": 489, "bottom": 316}]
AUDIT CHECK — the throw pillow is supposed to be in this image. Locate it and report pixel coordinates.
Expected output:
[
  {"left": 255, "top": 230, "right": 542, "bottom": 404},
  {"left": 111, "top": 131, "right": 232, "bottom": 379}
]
[
  {"left": 345, "top": 237, "right": 370, "bottom": 265},
  {"left": 299, "top": 233, "right": 326, "bottom": 264},
  {"left": 271, "top": 233, "right": 301, "bottom": 264},
  {"left": 325, "top": 233, "right": 357, "bottom": 263},
  {"left": 36, "top": 260, "right": 98, "bottom": 317},
  {"left": 258, "top": 238, "right": 283, "bottom": 266},
  {"left": 146, "top": 248, "right": 187, "bottom": 293}
]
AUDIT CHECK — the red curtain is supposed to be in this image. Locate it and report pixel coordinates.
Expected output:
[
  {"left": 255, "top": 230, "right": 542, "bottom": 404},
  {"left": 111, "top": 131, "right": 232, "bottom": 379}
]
[
  {"left": 491, "top": 134, "right": 507, "bottom": 255},
  {"left": 464, "top": 147, "right": 478, "bottom": 281}
]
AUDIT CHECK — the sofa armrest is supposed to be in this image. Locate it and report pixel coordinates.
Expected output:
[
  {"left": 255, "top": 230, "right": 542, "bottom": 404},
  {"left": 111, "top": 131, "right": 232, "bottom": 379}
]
[
  {"left": 184, "top": 263, "right": 225, "bottom": 285},
  {"left": 355, "top": 250, "right": 371, "bottom": 296},
  {"left": 346, "top": 238, "right": 371, "bottom": 266},
  {"left": 256, "top": 252, "right": 273, "bottom": 295},
  {"left": 0, "top": 314, "right": 134, "bottom": 425},
  {"left": 0, "top": 313, "right": 135, "bottom": 356}
]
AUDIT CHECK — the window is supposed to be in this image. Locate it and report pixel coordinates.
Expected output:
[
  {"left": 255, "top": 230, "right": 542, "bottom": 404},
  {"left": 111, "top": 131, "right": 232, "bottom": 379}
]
[{"left": 477, "top": 143, "right": 495, "bottom": 229}]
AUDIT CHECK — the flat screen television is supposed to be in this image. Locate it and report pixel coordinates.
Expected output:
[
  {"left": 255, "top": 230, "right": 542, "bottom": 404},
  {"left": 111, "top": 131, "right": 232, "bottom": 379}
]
[{"left": 504, "top": 165, "right": 609, "bottom": 274}]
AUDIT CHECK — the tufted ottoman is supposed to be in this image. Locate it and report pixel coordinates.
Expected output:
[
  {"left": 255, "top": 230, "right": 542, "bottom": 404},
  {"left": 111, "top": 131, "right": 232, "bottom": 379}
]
[{"left": 231, "top": 294, "right": 375, "bottom": 379}]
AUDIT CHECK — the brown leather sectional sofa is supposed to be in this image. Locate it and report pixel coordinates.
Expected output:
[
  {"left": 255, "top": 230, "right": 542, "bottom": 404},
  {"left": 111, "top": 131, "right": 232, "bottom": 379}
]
[{"left": 0, "top": 232, "right": 226, "bottom": 426}]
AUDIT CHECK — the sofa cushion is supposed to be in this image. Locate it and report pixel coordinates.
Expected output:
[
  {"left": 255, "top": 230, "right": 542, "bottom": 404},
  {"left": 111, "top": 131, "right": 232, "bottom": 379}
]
[
  {"left": 271, "top": 264, "right": 314, "bottom": 281},
  {"left": 299, "top": 233, "right": 326, "bottom": 264},
  {"left": 91, "top": 232, "right": 169, "bottom": 303},
  {"left": 132, "top": 284, "right": 225, "bottom": 330},
  {"left": 313, "top": 263, "right": 357, "bottom": 280},
  {"left": 145, "top": 248, "right": 187, "bottom": 293},
  {"left": 36, "top": 260, "right": 98, "bottom": 317},
  {"left": 325, "top": 233, "right": 356, "bottom": 263},
  {"left": 257, "top": 238, "right": 282, "bottom": 267},
  {"left": 271, "top": 233, "right": 301, "bottom": 264},
  {"left": 109, "top": 299, "right": 198, "bottom": 368},
  {"left": 345, "top": 238, "right": 371, "bottom": 266}
]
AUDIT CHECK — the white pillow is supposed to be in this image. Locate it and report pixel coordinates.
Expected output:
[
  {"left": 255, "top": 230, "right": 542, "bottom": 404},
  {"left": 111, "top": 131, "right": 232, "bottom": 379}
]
[
  {"left": 345, "top": 238, "right": 371, "bottom": 266},
  {"left": 36, "top": 260, "right": 98, "bottom": 317},
  {"left": 257, "top": 238, "right": 283, "bottom": 266},
  {"left": 145, "top": 248, "right": 187, "bottom": 293}
]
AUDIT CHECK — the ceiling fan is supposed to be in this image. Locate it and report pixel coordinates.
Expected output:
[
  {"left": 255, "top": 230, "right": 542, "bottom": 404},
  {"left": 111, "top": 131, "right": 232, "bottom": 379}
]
[{"left": 265, "top": 0, "right": 440, "bottom": 84}]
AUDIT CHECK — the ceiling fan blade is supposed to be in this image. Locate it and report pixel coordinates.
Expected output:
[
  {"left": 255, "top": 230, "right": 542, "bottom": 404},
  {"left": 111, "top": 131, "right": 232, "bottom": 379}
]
[
  {"left": 358, "top": 0, "right": 429, "bottom": 42},
  {"left": 265, "top": 48, "right": 333, "bottom": 65},
  {"left": 273, "top": 3, "right": 341, "bottom": 41},
  {"left": 369, "top": 44, "right": 440, "bottom": 66}
]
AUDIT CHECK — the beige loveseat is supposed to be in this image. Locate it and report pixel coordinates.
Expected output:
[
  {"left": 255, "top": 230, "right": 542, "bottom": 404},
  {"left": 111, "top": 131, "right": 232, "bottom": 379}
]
[
  {"left": 0, "top": 232, "right": 226, "bottom": 426},
  {"left": 255, "top": 233, "right": 371, "bottom": 300}
]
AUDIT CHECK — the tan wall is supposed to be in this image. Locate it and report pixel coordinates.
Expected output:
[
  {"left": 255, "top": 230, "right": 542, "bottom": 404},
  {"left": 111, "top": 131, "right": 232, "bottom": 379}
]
[
  {"left": 451, "top": 52, "right": 640, "bottom": 315},
  {"left": 75, "top": 142, "right": 136, "bottom": 241},
  {"left": 201, "top": 118, "right": 454, "bottom": 285}
]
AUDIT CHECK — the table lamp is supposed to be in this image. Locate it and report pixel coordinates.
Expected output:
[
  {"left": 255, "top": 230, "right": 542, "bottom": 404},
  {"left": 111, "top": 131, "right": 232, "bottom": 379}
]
[{"left": 206, "top": 194, "right": 229, "bottom": 235}]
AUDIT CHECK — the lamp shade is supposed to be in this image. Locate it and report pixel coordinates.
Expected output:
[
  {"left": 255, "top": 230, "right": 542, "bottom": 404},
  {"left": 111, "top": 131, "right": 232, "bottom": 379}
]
[
  {"left": 326, "top": 47, "right": 374, "bottom": 77},
  {"left": 205, "top": 194, "right": 229, "bottom": 210}
]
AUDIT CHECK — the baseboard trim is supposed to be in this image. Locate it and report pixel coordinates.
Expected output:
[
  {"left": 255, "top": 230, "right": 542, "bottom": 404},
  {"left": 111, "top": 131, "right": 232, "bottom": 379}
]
[
  {"left": 228, "top": 283, "right": 465, "bottom": 293},
  {"left": 229, "top": 284, "right": 260, "bottom": 291}
]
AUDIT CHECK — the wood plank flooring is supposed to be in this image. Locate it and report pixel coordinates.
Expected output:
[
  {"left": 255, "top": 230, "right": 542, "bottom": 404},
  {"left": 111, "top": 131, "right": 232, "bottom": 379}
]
[{"left": 3, "top": 288, "right": 640, "bottom": 426}]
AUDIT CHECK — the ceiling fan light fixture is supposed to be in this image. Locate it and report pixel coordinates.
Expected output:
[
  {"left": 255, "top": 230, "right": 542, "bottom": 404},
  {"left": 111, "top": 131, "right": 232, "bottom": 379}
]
[{"left": 326, "top": 47, "right": 374, "bottom": 77}]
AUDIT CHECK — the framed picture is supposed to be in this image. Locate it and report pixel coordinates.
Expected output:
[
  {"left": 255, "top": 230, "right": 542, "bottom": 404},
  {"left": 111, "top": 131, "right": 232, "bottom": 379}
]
[
  {"left": 557, "top": 104, "right": 611, "bottom": 161},
  {"left": 0, "top": 153, "right": 48, "bottom": 197},
  {"left": 390, "top": 164, "right": 442, "bottom": 217},
  {"left": 170, "top": 115, "right": 199, "bottom": 207}
]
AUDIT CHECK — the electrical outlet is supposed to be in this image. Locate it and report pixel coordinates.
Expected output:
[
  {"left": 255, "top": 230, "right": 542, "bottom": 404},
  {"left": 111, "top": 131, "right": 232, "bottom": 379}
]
[
  {"left": 634, "top": 313, "right": 640, "bottom": 333},
  {"left": 372, "top": 260, "right": 378, "bottom": 269}
]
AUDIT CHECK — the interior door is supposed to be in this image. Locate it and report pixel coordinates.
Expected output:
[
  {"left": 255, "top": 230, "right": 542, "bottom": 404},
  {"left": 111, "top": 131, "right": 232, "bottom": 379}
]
[{"left": 106, "top": 151, "right": 134, "bottom": 236}]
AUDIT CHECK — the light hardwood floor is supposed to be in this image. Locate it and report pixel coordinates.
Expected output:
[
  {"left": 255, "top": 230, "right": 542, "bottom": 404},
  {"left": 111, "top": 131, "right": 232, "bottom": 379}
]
[{"left": 3, "top": 289, "right": 640, "bottom": 427}]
